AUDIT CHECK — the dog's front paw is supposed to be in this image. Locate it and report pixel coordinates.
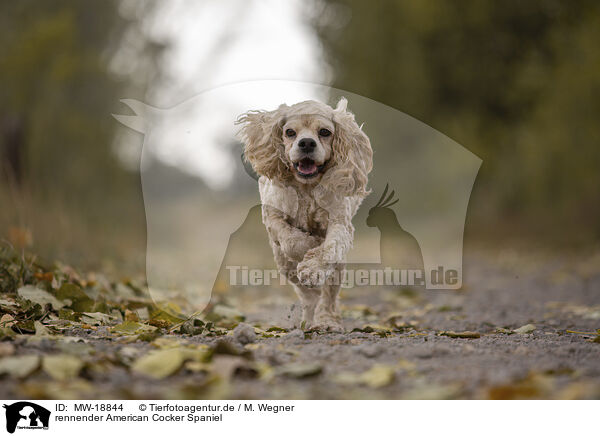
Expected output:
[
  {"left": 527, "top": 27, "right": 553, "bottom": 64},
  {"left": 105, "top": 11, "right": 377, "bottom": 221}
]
[{"left": 297, "top": 255, "right": 328, "bottom": 288}]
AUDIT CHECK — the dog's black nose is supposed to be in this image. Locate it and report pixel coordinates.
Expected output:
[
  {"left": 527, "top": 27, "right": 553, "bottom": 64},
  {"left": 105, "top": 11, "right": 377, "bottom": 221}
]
[{"left": 298, "top": 138, "right": 316, "bottom": 151}]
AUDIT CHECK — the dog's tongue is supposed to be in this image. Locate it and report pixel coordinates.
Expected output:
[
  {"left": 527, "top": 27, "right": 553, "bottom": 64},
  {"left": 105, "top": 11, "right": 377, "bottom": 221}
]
[{"left": 298, "top": 159, "right": 317, "bottom": 175}]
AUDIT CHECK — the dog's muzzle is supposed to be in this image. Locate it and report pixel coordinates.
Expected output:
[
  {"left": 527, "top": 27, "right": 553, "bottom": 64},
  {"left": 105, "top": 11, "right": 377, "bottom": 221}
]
[{"left": 293, "top": 158, "right": 326, "bottom": 178}]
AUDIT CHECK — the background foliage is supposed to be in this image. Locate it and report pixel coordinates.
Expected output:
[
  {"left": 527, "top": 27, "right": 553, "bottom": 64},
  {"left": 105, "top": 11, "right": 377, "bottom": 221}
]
[
  {"left": 0, "top": 0, "right": 163, "bottom": 269},
  {"left": 312, "top": 0, "right": 600, "bottom": 244},
  {"left": 1, "top": 0, "right": 599, "bottom": 274}
]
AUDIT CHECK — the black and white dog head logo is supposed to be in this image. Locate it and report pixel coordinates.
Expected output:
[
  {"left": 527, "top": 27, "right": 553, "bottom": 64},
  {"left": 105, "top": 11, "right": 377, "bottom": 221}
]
[{"left": 3, "top": 402, "right": 50, "bottom": 433}]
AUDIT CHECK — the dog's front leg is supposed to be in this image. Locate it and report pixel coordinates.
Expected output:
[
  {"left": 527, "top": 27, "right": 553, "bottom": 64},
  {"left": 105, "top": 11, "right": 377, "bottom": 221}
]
[
  {"left": 297, "top": 220, "right": 353, "bottom": 288},
  {"left": 262, "top": 205, "right": 323, "bottom": 261}
]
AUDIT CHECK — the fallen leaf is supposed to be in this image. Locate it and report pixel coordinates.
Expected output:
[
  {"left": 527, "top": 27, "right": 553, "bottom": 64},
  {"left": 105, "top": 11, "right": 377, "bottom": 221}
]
[
  {"left": 335, "top": 364, "right": 396, "bottom": 388},
  {"left": 211, "top": 340, "right": 252, "bottom": 359},
  {"left": 34, "top": 272, "right": 54, "bottom": 282},
  {"left": 0, "top": 298, "right": 18, "bottom": 308},
  {"left": 265, "top": 326, "right": 288, "bottom": 333},
  {"left": 184, "top": 360, "right": 212, "bottom": 373},
  {"left": 401, "top": 383, "right": 462, "bottom": 400},
  {"left": 136, "top": 330, "right": 162, "bottom": 342},
  {"left": 17, "top": 285, "right": 64, "bottom": 310},
  {"left": 148, "top": 319, "right": 172, "bottom": 329},
  {"left": 34, "top": 321, "right": 52, "bottom": 337},
  {"left": 0, "top": 355, "right": 40, "bottom": 378},
  {"left": 150, "top": 309, "right": 185, "bottom": 326},
  {"left": 0, "top": 314, "right": 16, "bottom": 327},
  {"left": 487, "top": 372, "right": 553, "bottom": 399},
  {"left": 55, "top": 338, "right": 94, "bottom": 355},
  {"left": 360, "top": 365, "right": 396, "bottom": 388},
  {"left": 42, "top": 354, "right": 84, "bottom": 381},
  {"left": 124, "top": 309, "right": 139, "bottom": 322},
  {"left": 81, "top": 312, "right": 115, "bottom": 325},
  {"left": 439, "top": 331, "right": 481, "bottom": 338},
  {"left": 111, "top": 321, "right": 156, "bottom": 335},
  {"left": 134, "top": 307, "right": 150, "bottom": 321},
  {"left": 514, "top": 324, "right": 536, "bottom": 334},
  {"left": 150, "top": 337, "right": 187, "bottom": 349},
  {"left": 437, "top": 305, "right": 462, "bottom": 312},
  {"left": 0, "top": 327, "right": 16, "bottom": 339},
  {"left": 56, "top": 283, "right": 94, "bottom": 312},
  {"left": 397, "top": 359, "right": 417, "bottom": 372},
  {"left": 20, "top": 379, "right": 93, "bottom": 400},
  {"left": 277, "top": 362, "right": 322, "bottom": 378},
  {"left": 132, "top": 349, "right": 185, "bottom": 379},
  {"left": 132, "top": 348, "right": 209, "bottom": 379}
]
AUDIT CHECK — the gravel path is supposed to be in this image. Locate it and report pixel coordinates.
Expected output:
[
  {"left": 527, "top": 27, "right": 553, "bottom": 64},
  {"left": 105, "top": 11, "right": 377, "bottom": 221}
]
[{"left": 1, "top": 249, "right": 599, "bottom": 399}]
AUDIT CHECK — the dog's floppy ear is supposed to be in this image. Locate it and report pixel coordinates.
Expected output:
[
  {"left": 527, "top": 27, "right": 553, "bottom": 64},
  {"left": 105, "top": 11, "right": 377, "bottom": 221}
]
[
  {"left": 236, "top": 104, "right": 291, "bottom": 182},
  {"left": 319, "top": 97, "right": 373, "bottom": 200}
]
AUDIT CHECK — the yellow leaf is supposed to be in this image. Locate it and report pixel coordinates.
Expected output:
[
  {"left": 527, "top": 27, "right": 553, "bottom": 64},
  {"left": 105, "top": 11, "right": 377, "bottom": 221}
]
[
  {"left": 42, "top": 354, "right": 83, "bottom": 381},
  {"left": 0, "top": 355, "right": 40, "bottom": 378}
]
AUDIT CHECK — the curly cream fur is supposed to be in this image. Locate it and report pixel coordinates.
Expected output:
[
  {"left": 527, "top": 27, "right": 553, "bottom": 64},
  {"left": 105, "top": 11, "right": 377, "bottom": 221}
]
[{"left": 236, "top": 98, "right": 373, "bottom": 330}]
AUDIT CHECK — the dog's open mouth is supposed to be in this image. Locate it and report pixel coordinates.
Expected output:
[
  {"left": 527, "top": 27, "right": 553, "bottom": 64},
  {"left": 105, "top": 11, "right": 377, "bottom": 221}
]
[{"left": 293, "top": 158, "right": 324, "bottom": 178}]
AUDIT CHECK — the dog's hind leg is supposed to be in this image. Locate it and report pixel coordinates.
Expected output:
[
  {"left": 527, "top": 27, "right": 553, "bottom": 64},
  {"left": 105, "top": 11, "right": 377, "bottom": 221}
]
[
  {"left": 291, "top": 283, "right": 320, "bottom": 329},
  {"left": 314, "top": 265, "right": 344, "bottom": 332},
  {"left": 269, "top": 244, "right": 318, "bottom": 328}
]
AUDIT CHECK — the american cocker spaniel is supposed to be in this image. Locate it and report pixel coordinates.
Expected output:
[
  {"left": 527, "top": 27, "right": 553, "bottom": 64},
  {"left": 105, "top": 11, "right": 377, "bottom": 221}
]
[{"left": 237, "top": 98, "right": 373, "bottom": 331}]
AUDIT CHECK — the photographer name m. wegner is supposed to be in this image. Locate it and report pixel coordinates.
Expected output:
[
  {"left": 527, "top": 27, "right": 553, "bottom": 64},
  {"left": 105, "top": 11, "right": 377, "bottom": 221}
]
[{"left": 226, "top": 265, "right": 459, "bottom": 288}]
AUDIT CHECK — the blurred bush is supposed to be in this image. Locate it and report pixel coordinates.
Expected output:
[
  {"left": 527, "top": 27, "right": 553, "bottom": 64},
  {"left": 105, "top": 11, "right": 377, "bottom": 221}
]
[{"left": 312, "top": 0, "right": 600, "bottom": 245}]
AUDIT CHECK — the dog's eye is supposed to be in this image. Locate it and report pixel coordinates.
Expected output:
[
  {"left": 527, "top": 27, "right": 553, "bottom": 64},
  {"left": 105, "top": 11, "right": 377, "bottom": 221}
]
[
  {"left": 285, "top": 129, "right": 296, "bottom": 138},
  {"left": 319, "top": 128, "right": 331, "bottom": 137}
]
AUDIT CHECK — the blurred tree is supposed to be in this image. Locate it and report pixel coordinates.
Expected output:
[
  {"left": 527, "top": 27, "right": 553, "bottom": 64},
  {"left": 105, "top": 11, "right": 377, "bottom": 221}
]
[
  {"left": 0, "top": 0, "right": 165, "bottom": 266},
  {"left": 312, "top": 0, "right": 600, "bottom": 243},
  {"left": 0, "top": 0, "right": 163, "bottom": 192}
]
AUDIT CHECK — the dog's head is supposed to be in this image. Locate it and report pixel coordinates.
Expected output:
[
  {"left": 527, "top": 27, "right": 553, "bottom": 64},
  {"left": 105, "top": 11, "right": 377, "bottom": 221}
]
[
  {"left": 237, "top": 98, "right": 372, "bottom": 197},
  {"left": 282, "top": 111, "right": 334, "bottom": 181}
]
